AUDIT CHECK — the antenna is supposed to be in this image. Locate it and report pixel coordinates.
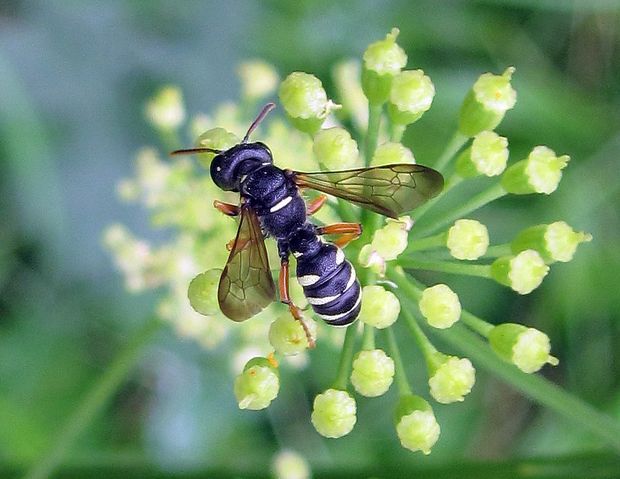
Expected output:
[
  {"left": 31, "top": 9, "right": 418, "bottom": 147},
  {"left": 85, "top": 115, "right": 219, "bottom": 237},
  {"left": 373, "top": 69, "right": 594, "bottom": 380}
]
[
  {"left": 170, "top": 147, "right": 222, "bottom": 156},
  {"left": 243, "top": 102, "right": 276, "bottom": 143}
]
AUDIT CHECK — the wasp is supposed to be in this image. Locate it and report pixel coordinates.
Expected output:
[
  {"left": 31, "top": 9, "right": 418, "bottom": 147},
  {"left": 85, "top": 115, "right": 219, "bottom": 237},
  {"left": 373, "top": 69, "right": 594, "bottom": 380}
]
[{"left": 172, "top": 103, "right": 443, "bottom": 345}]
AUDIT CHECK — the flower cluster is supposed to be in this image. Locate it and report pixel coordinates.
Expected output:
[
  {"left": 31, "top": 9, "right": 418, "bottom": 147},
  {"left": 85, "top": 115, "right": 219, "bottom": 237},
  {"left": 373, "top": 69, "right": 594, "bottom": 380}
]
[{"left": 105, "top": 30, "right": 590, "bottom": 456}]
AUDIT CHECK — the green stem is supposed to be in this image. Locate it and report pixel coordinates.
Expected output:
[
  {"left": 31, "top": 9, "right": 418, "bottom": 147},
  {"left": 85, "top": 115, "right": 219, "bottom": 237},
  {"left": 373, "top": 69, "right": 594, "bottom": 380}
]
[
  {"left": 23, "top": 317, "right": 165, "bottom": 479},
  {"left": 362, "top": 324, "right": 375, "bottom": 350},
  {"left": 364, "top": 103, "right": 382, "bottom": 166},
  {"left": 412, "top": 173, "right": 463, "bottom": 223},
  {"left": 332, "top": 325, "right": 358, "bottom": 390},
  {"left": 385, "top": 327, "right": 412, "bottom": 396},
  {"left": 391, "top": 123, "right": 406, "bottom": 142},
  {"left": 388, "top": 268, "right": 620, "bottom": 452},
  {"left": 433, "top": 131, "right": 469, "bottom": 172},
  {"left": 399, "top": 258, "right": 492, "bottom": 278},
  {"left": 414, "top": 182, "right": 506, "bottom": 238},
  {"left": 461, "top": 310, "right": 494, "bottom": 337},
  {"left": 442, "top": 322, "right": 620, "bottom": 452},
  {"left": 401, "top": 308, "right": 437, "bottom": 359},
  {"left": 406, "top": 231, "right": 447, "bottom": 252},
  {"left": 484, "top": 243, "right": 512, "bottom": 258}
]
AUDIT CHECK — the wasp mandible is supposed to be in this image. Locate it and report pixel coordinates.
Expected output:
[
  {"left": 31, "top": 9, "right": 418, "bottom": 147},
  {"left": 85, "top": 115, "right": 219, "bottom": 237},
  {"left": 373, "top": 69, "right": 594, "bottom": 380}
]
[{"left": 172, "top": 103, "right": 444, "bottom": 345}]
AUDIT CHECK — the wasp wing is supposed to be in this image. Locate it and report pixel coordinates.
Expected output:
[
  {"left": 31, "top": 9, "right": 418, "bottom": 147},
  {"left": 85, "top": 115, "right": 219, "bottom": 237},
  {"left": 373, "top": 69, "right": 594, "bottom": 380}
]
[
  {"left": 218, "top": 205, "right": 276, "bottom": 321},
  {"left": 291, "top": 164, "right": 444, "bottom": 219}
]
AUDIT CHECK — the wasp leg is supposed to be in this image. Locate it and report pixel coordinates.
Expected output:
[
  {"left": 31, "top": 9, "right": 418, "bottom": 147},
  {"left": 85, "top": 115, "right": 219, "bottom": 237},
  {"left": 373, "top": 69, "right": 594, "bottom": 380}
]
[
  {"left": 214, "top": 200, "right": 240, "bottom": 217},
  {"left": 306, "top": 194, "right": 328, "bottom": 216},
  {"left": 316, "top": 223, "right": 363, "bottom": 249},
  {"left": 279, "top": 258, "right": 316, "bottom": 349}
]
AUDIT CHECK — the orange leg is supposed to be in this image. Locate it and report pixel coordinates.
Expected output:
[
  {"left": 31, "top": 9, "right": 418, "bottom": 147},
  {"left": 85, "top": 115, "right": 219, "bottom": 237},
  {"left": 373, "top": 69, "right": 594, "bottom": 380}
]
[
  {"left": 214, "top": 200, "right": 240, "bottom": 216},
  {"left": 279, "top": 259, "right": 316, "bottom": 349},
  {"left": 306, "top": 194, "right": 328, "bottom": 216},
  {"left": 317, "top": 222, "right": 363, "bottom": 249}
]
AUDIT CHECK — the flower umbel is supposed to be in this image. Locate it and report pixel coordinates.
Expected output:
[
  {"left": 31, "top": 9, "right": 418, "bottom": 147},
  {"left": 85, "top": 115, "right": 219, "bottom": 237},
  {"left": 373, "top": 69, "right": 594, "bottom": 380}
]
[{"left": 104, "top": 27, "right": 590, "bottom": 456}]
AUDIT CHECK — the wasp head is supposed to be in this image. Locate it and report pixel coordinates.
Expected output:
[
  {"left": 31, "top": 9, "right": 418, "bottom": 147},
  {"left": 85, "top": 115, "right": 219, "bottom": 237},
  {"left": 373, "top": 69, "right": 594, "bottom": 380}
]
[{"left": 210, "top": 142, "right": 273, "bottom": 191}]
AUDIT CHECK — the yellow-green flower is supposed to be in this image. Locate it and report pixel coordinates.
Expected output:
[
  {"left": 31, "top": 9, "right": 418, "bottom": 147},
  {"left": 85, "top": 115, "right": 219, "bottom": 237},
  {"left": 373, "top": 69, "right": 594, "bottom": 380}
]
[
  {"left": 237, "top": 60, "right": 279, "bottom": 100},
  {"left": 489, "top": 323, "right": 559, "bottom": 373},
  {"left": 446, "top": 219, "right": 489, "bottom": 260},
  {"left": 511, "top": 221, "right": 592, "bottom": 263},
  {"left": 491, "top": 250, "right": 549, "bottom": 294},
  {"left": 501, "top": 146, "right": 570, "bottom": 195},
  {"left": 358, "top": 285, "right": 401, "bottom": 329},
  {"left": 234, "top": 358, "right": 280, "bottom": 410},
  {"left": 428, "top": 355, "right": 476, "bottom": 404},
  {"left": 311, "top": 389, "right": 357, "bottom": 438},
  {"left": 350, "top": 349, "right": 395, "bottom": 397},
  {"left": 313, "top": 127, "right": 360, "bottom": 169},
  {"left": 459, "top": 67, "right": 516, "bottom": 137},
  {"left": 418, "top": 284, "right": 461, "bottom": 329},
  {"left": 362, "top": 28, "right": 407, "bottom": 104},
  {"left": 395, "top": 395, "right": 440, "bottom": 455},
  {"left": 388, "top": 69, "right": 435, "bottom": 125},
  {"left": 456, "top": 131, "right": 509, "bottom": 177}
]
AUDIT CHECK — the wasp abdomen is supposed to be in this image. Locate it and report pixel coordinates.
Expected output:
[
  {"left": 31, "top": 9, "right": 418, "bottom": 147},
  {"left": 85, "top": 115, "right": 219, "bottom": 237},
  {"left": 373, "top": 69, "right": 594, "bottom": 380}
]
[{"left": 295, "top": 243, "right": 361, "bottom": 326}]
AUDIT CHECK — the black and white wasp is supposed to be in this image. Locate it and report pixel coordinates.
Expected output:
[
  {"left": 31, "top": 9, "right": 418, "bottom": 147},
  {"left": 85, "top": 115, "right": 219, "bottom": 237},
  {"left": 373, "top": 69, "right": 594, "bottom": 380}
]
[{"left": 172, "top": 103, "right": 443, "bottom": 344}]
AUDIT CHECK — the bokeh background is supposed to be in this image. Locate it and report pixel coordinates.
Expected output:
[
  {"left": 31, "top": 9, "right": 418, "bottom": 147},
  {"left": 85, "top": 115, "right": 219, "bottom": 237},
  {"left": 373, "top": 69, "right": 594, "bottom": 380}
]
[{"left": 1, "top": 0, "right": 620, "bottom": 477}]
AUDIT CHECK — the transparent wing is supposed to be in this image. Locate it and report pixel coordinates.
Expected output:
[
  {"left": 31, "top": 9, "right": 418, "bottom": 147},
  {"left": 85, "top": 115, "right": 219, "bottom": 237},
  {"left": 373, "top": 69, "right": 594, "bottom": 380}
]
[
  {"left": 218, "top": 205, "right": 276, "bottom": 321},
  {"left": 291, "top": 164, "right": 444, "bottom": 218}
]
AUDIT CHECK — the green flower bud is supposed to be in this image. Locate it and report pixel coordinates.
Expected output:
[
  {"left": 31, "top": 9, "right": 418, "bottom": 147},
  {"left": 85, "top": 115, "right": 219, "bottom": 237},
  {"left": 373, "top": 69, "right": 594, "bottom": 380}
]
[
  {"left": 311, "top": 389, "right": 357, "bottom": 438},
  {"left": 395, "top": 395, "right": 440, "bottom": 455},
  {"left": 489, "top": 323, "right": 559, "bottom": 373},
  {"left": 272, "top": 449, "right": 311, "bottom": 479},
  {"left": 446, "top": 219, "right": 489, "bottom": 260},
  {"left": 371, "top": 142, "right": 415, "bottom": 166},
  {"left": 195, "top": 127, "right": 240, "bottom": 167},
  {"left": 359, "top": 285, "right": 401, "bottom": 329},
  {"left": 372, "top": 219, "right": 410, "bottom": 260},
  {"left": 458, "top": 67, "right": 516, "bottom": 137},
  {"left": 234, "top": 357, "right": 280, "bottom": 410},
  {"left": 188, "top": 268, "right": 222, "bottom": 316},
  {"left": 388, "top": 70, "right": 435, "bottom": 125},
  {"left": 456, "top": 131, "right": 509, "bottom": 177},
  {"left": 145, "top": 85, "right": 185, "bottom": 131},
  {"left": 501, "top": 146, "right": 569, "bottom": 195},
  {"left": 279, "top": 72, "right": 338, "bottom": 134},
  {"left": 350, "top": 349, "right": 395, "bottom": 397},
  {"left": 491, "top": 250, "right": 549, "bottom": 294},
  {"left": 358, "top": 244, "right": 386, "bottom": 275},
  {"left": 362, "top": 28, "right": 407, "bottom": 105},
  {"left": 237, "top": 60, "right": 279, "bottom": 100},
  {"left": 427, "top": 354, "right": 475, "bottom": 404},
  {"left": 419, "top": 284, "right": 461, "bottom": 329},
  {"left": 269, "top": 313, "right": 317, "bottom": 356},
  {"left": 511, "top": 221, "right": 592, "bottom": 263},
  {"left": 313, "top": 127, "right": 360, "bottom": 169}
]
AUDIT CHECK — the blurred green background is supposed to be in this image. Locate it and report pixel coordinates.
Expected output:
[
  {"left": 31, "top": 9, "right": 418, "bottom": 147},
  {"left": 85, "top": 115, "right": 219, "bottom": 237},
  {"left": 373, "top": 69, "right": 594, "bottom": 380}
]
[{"left": 1, "top": 0, "right": 620, "bottom": 477}]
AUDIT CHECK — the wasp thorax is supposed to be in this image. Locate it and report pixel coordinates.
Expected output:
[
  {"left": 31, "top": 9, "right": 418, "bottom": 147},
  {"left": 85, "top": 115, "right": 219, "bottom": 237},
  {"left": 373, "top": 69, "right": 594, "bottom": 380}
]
[{"left": 210, "top": 142, "right": 273, "bottom": 191}]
